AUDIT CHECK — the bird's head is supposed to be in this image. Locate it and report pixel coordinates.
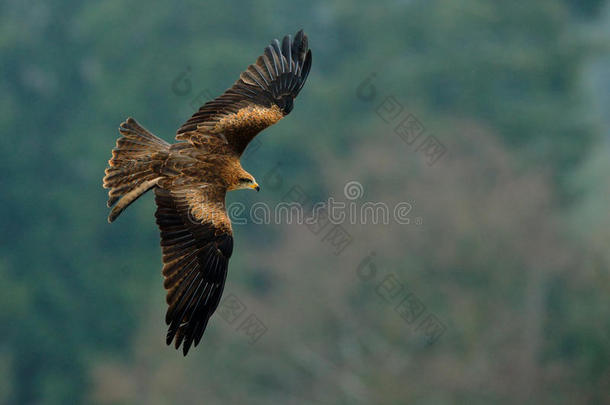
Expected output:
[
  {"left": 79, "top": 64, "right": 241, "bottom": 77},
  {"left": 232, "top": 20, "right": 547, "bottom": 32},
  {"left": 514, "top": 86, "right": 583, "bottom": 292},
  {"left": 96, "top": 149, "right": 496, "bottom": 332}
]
[{"left": 229, "top": 171, "right": 260, "bottom": 192}]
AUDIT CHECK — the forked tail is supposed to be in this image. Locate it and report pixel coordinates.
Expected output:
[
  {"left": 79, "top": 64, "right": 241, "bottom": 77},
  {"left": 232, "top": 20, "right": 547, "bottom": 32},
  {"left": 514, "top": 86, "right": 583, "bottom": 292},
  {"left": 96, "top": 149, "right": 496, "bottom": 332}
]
[{"left": 102, "top": 117, "right": 170, "bottom": 222}]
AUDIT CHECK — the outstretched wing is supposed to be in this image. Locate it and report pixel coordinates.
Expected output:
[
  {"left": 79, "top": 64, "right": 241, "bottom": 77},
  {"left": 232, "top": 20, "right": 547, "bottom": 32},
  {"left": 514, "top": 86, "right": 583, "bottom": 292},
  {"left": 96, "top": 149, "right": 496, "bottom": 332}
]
[
  {"left": 154, "top": 183, "right": 233, "bottom": 355},
  {"left": 176, "top": 29, "right": 312, "bottom": 155}
]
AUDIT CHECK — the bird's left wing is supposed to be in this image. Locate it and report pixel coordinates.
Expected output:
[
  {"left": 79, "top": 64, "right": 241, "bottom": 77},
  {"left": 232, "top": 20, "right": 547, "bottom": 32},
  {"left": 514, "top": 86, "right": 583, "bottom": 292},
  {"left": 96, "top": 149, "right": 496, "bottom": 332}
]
[
  {"left": 154, "top": 183, "right": 233, "bottom": 355},
  {"left": 175, "top": 30, "right": 312, "bottom": 156}
]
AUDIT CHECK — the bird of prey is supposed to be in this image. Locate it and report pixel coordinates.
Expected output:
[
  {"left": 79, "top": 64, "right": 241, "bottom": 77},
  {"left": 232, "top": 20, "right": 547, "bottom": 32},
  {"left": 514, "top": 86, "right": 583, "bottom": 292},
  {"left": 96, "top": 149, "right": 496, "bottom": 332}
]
[{"left": 102, "top": 30, "right": 312, "bottom": 355}]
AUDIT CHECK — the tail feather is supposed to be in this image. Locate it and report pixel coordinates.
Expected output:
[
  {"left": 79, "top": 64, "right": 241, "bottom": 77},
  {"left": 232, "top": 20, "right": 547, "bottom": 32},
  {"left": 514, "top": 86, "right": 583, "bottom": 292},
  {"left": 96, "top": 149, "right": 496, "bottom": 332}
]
[
  {"left": 103, "top": 117, "right": 170, "bottom": 222},
  {"left": 107, "top": 177, "right": 162, "bottom": 223},
  {"left": 118, "top": 118, "right": 170, "bottom": 147}
]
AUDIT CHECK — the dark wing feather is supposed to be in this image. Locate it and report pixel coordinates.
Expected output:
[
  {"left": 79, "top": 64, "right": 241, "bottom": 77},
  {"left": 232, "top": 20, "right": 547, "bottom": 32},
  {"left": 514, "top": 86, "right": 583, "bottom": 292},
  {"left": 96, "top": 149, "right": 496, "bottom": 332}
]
[
  {"left": 155, "top": 184, "right": 233, "bottom": 356},
  {"left": 176, "top": 30, "right": 312, "bottom": 155}
]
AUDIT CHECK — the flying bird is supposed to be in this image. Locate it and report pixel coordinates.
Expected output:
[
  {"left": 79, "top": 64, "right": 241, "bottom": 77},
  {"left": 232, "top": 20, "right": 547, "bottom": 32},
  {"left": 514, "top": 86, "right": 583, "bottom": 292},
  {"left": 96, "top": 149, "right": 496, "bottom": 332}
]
[{"left": 102, "top": 30, "right": 312, "bottom": 355}]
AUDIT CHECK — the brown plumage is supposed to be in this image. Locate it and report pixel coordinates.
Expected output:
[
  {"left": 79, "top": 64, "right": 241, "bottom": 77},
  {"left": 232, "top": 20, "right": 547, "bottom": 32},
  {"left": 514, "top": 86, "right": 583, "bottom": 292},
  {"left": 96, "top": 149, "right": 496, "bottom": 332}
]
[{"left": 102, "top": 30, "right": 312, "bottom": 355}]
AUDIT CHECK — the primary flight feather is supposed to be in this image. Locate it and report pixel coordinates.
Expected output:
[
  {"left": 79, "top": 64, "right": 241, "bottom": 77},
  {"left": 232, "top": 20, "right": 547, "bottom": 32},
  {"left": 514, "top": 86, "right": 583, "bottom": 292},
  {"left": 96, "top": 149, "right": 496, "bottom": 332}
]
[{"left": 102, "top": 30, "right": 312, "bottom": 355}]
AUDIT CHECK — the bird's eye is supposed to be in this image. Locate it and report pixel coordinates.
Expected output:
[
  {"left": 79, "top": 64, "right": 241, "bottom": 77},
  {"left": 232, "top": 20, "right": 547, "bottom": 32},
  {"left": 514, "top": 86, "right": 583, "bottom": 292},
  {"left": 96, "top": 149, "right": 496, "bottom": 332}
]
[{"left": 239, "top": 177, "right": 251, "bottom": 183}]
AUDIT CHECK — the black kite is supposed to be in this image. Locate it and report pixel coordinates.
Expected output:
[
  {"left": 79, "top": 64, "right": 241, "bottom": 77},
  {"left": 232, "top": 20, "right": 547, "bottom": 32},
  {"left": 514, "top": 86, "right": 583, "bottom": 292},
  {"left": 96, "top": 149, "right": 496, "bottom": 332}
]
[{"left": 102, "top": 30, "right": 312, "bottom": 355}]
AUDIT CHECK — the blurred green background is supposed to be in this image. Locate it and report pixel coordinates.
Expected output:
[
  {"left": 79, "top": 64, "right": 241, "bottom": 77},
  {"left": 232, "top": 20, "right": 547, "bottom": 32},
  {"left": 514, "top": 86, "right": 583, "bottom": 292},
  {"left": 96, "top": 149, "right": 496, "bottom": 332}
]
[{"left": 1, "top": 0, "right": 610, "bottom": 404}]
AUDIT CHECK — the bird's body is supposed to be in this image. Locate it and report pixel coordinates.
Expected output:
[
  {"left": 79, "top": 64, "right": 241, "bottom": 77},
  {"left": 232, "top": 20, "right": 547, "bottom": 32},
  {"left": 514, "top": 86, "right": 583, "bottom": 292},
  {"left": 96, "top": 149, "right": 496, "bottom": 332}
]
[{"left": 102, "top": 31, "right": 311, "bottom": 355}]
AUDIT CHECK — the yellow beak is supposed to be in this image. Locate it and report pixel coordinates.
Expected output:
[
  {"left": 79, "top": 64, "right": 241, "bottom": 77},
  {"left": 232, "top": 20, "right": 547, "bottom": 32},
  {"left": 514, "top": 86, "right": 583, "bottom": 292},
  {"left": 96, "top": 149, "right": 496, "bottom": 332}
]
[{"left": 250, "top": 182, "right": 260, "bottom": 192}]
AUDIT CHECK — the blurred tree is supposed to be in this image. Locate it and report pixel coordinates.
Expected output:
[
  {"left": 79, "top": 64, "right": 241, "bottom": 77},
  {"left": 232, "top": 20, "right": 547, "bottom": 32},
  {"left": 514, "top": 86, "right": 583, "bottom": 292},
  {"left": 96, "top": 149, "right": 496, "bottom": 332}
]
[{"left": 0, "top": 0, "right": 608, "bottom": 403}]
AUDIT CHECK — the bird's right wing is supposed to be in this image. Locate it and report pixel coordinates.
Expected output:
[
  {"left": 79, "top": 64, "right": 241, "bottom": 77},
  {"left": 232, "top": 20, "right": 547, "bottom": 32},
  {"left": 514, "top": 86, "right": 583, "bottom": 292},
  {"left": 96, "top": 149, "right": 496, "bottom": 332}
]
[{"left": 154, "top": 183, "right": 233, "bottom": 355}]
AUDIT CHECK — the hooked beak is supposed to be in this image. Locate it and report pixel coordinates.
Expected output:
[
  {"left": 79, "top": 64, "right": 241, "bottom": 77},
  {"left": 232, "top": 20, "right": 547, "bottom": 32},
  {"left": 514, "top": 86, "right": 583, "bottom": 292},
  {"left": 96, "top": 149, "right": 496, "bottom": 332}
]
[{"left": 250, "top": 182, "right": 260, "bottom": 192}]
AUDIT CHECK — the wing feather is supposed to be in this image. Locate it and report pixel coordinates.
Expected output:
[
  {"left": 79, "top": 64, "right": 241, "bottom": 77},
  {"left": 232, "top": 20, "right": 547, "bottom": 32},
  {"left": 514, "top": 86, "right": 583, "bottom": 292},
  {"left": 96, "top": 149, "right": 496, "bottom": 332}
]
[
  {"left": 154, "top": 184, "right": 233, "bottom": 355},
  {"left": 176, "top": 30, "right": 312, "bottom": 155}
]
